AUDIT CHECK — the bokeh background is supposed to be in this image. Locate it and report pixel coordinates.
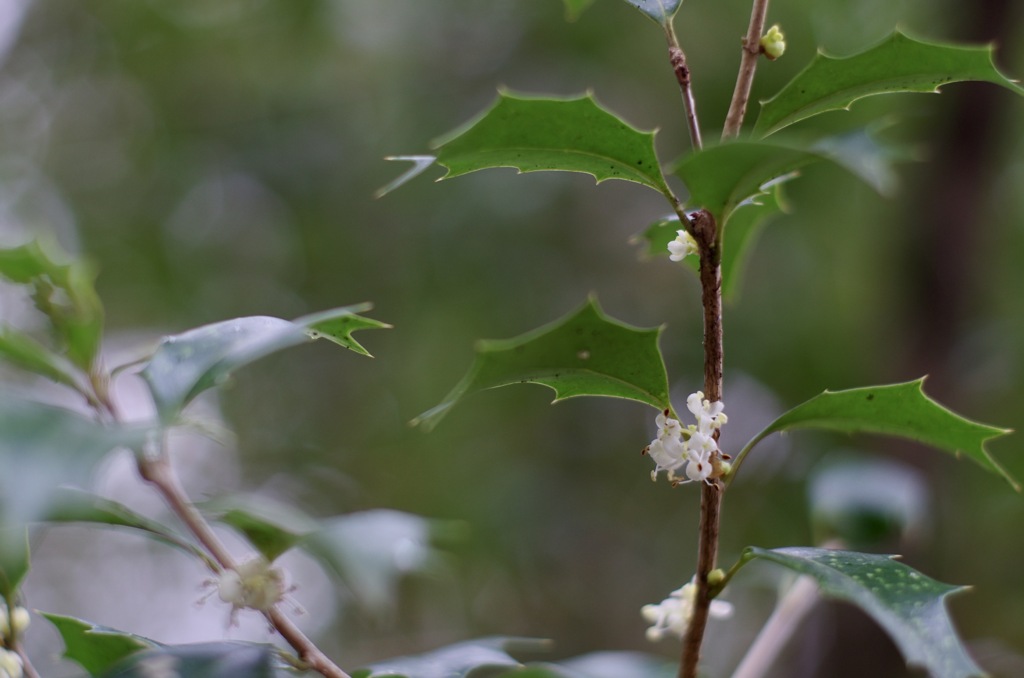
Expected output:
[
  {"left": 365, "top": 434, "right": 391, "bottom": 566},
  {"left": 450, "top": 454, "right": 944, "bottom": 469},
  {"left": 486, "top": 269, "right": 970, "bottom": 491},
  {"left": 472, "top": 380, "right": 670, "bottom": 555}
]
[{"left": 1, "top": 0, "right": 1023, "bottom": 676}]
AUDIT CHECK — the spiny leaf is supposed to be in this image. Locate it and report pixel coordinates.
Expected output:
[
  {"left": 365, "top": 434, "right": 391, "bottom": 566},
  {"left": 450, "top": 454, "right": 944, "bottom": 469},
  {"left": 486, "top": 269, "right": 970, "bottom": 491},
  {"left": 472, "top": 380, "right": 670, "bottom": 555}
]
[
  {"left": 0, "top": 240, "right": 103, "bottom": 371},
  {"left": 0, "top": 397, "right": 150, "bottom": 548},
  {"left": 41, "top": 612, "right": 154, "bottom": 676},
  {"left": 99, "top": 642, "right": 279, "bottom": 678},
  {"left": 432, "top": 91, "right": 672, "bottom": 196},
  {"left": 621, "top": 0, "right": 683, "bottom": 24},
  {"left": 139, "top": 305, "right": 388, "bottom": 423},
  {"left": 352, "top": 637, "right": 551, "bottom": 678},
  {"left": 411, "top": 297, "right": 671, "bottom": 431},
  {"left": 744, "top": 547, "right": 985, "bottom": 678},
  {"left": 739, "top": 378, "right": 1016, "bottom": 490},
  {"left": 44, "top": 488, "right": 210, "bottom": 567},
  {"left": 754, "top": 31, "right": 1024, "bottom": 138},
  {"left": 202, "top": 494, "right": 317, "bottom": 562}
]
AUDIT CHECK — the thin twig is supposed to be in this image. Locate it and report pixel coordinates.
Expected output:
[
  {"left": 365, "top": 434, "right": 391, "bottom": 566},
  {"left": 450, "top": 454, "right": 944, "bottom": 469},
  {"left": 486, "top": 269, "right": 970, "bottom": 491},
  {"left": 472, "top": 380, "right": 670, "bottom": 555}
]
[
  {"left": 722, "top": 0, "right": 771, "bottom": 140},
  {"left": 679, "top": 209, "right": 724, "bottom": 678},
  {"left": 12, "top": 639, "right": 40, "bottom": 678},
  {"left": 664, "top": 22, "right": 703, "bottom": 150}
]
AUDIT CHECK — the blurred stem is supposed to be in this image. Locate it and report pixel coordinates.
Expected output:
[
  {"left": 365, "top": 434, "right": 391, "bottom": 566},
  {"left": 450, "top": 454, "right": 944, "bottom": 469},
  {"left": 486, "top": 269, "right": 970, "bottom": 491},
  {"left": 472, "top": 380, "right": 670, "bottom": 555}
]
[
  {"left": 722, "top": 0, "right": 771, "bottom": 140},
  {"left": 731, "top": 575, "right": 820, "bottom": 678},
  {"left": 12, "top": 639, "right": 40, "bottom": 678},
  {"left": 680, "top": 208, "right": 724, "bottom": 678},
  {"left": 664, "top": 21, "right": 703, "bottom": 150}
]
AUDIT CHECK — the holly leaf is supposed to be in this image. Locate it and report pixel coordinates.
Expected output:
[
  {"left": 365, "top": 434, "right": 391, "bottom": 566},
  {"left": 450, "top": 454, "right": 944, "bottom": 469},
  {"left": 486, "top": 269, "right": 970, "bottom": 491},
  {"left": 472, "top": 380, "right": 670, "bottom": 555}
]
[
  {"left": 43, "top": 488, "right": 211, "bottom": 568},
  {"left": 99, "top": 642, "right": 279, "bottom": 678},
  {"left": 411, "top": 297, "right": 671, "bottom": 431},
  {"left": 430, "top": 91, "right": 671, "bottom": 196},
  {"left": 0, "top": 240, "right": 103, "bottom": 371},
  {"left": 41, "top": 612, "right": 154, "bottom": 676},
  {"left": 0, "top": 327, "right": 85, "bottom": 390},
  {"left": 744, "top": 547, "right": 985, "bottom": 678},
  {"left": 352, "top": 637, "right": 550, "bottom": 678},
  {"left": 0, "top": 397, "right": 150, "bottom": 550},
  {"left": 754, "top": 31, "right": 1024, "bottom": 138},
  {"left": 202, "top": 494, "right": 317, "bottom": 562},
  {"left": 738, "top": 378, "right": 1016, "bottom": 490},
  {"left": 621, "top": 1, "right": 683, "bottom": 25},
  {"left": 139, "top": 305, "right": 388, "bottom": 423}
]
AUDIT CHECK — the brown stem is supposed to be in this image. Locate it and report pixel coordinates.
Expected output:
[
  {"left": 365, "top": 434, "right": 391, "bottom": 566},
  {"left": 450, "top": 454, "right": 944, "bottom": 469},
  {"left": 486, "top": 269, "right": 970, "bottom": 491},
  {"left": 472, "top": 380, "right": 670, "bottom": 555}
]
[
  {"left": 679, "top": 210, "right": 724, "bottom": 678},
  {"left": 665, "top": 24, "right": 703, "bottom": 150},
  {"left": 722, "top": 0, "right": 771, "bottom": 140}
]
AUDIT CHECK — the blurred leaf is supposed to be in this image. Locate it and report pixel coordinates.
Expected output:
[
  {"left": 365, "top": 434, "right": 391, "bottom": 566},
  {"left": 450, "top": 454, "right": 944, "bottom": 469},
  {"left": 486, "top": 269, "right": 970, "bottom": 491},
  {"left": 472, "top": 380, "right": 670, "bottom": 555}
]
[
  {"left": 0, "top": 397, "right": 150, "bottom": 549},
  {"left": 0, "top": 528, "right": 29, "bottom": 600},
  {"left": 520, "top": 652, "right": 676, "bottom": 677},
  {"left": 352, "top": 637, "right": 549, "bottom": 678},
  {"left": 0, "top": 328, "right": 84, "bottom": 390},
  {"left": 44, "top": 488, "right": 210, "bottom": 567},
  {"left": 301, "top": 510, "right": 439, "bottom": 616},
  {"left": 433, "top": 91, "right": 672, "bottom": 197},
  {"left": 202, "top": 494, "right": 318, "bottom": 562},
  {"left": 739, "top": 378, "right": 1017, "bottom": 489},
  {"left": 754, "top": 31, "right": 1024, "bottom": 138},
  {"left": 99, "top": 642, "right": 279, "bottom": 678},
  {"left": 811, "top": 124, "right": 912, "bottom": 197},
  {"left": 562, "top": 0, "right": 596, "bottom": 21},
  {"left": 636, "top": 184, "right": 786, "bottom": 300},
  {"left": 620, "top": 0, "right": 683, "bottom": 24},
  {"left": 375, "top": 156, "right": 438, "bottom": 198},
  {"left": 41, "top": 612, "right": 154, "bottom": 676},
  {"left": 411, "top": 297, "right": 671, "bottom": 431},
  {"left": 0, "top": 240, "right": 103, "bottom": 371},
  {"left": 744, "top": 547, "right": 984, "bottom": 678},
  {"left": 672, "top": 140, "right": 817, "bottom": 226},
  {"left": 139, "top": 305, "right": 387, "bottom": 423}
]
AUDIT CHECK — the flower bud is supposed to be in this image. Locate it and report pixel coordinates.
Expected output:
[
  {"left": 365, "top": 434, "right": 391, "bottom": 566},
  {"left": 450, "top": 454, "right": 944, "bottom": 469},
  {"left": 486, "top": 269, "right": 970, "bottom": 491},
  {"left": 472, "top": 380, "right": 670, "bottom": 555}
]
[
  {"left": 0, "top": 648, "right": 23, "bottom": 678},
  {"left": 707, "top": 568, "right": 726, "bottom": 587},
  {"left": 759, "top": 24, "right": 786, "bottom": 60}
]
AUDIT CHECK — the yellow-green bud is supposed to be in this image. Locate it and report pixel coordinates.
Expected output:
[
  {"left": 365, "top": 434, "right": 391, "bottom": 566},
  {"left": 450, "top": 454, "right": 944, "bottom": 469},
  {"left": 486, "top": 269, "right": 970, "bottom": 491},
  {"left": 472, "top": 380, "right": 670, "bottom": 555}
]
[
  {"left": 760, "top": 24, "right": 786, "bottom": 60},
  {"left": 707, "top": 568, "right": 726, "bottom": 587}
]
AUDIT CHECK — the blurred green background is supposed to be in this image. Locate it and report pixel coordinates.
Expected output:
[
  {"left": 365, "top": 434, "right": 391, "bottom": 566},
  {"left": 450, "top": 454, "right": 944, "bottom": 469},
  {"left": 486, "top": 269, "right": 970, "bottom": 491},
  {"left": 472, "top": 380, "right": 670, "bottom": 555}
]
[{"left": 2, "top": 0, "right": 1023, "bottom": 676}]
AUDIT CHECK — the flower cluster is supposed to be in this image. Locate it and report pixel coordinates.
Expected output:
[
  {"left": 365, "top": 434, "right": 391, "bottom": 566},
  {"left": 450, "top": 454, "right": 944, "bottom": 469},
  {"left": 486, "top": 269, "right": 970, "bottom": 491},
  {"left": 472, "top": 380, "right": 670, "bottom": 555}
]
[
  {"left": 759, "top": 24, "right": 786, "bottom": 60},
  {"left": 642, "top": 576, "right": 733, "bottom": 642},
  {"left": 214, "top": 556, "right": 293, "bottom": 625},
  {"left": 0, "top": 603, "right": 28, "bottom": 678},
  {"left": 667, "top": 229, "right": 698, "bottom": 262},
  {"left": 644, "top": 392, "right": 728, "bottom": 484}
]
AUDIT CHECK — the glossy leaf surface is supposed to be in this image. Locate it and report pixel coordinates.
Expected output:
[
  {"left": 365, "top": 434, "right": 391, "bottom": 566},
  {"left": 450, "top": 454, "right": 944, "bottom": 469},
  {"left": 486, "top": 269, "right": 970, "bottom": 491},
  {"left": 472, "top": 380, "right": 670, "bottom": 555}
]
[
  {"left": 741, "top": 379, "right": 1016, "bottom": 489},
  {"left": 42, "top": 613, "right": 153, "bottom": 676},
  {"left": 411, "top": 297, "right": 671, "bottom": 431},
  {"left": 620, "top": 0, "right": 683, "bottom": 24},
  {"left": 140, "top": 305, "right": 387, "bottom": 423},
  {"left": 754, "top": 31, "right": 1024, "bottom": 137},
  {"left": 745, "top": 547, "right": 984, "bottom": 678},
  {"left": 434, "top": 92, "right": 671, "bottom": 196}
]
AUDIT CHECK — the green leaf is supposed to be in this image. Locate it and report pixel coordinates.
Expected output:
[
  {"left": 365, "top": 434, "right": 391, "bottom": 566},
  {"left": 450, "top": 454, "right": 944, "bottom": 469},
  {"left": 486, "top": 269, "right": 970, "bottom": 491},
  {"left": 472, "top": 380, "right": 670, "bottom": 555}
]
[
  {"left": 0, "top": 240, "right": 104, "bottom": 371},
  {"left": 0, "top": 528, "right": 29, "bottom": 600},
  {"left": 562, "top": 0, "right": 596, "bottom": 21},
  {"left": 202, "top": 494, "right": 317, "bottom": 562},
  {"left": 433, "top": 91, "right": 672, "bottom": 196},
  {"left": 43, "top": 488, "right": 211, "bottom": 567},
  {"left": 744, "top": 547, "right": 985, "bottom": 678},
  {"left": 301, "top": 510, "right": 440, "bottom": 616},
  {"left": 754, "top": 31, "right": 1024, "bottom": 138},
  {"left": 739, "top": 378, "right": 1016, "bottom": 490},
  {"left": 411, "top": 297, "right": 671, "bottom": 431},
  {"left": 352, "top": 637, "right": 550, "bottom": 678},
  {"left": 41, "top": 612, "right": 154, "bottom": 676},
  {"left": 139, "top": 305, "right": 388, "bottom": 423},
  {"left": 0, "top": 397, "right": 150, "bottom": 547},
  {"left": 0, "top": 328, "right": 84, "bottom": 389},
  {"left": 672, "top": 140, "right": 818, "bottom": 226},
  {"left": 99, "top": 642, "right": 279, "bottom": 678},
  {"left": 620, "top": 1, "right": 683, "bottom": 24},
  {"left": 636, "top": 184, "right": 786, "bottom": 300}
]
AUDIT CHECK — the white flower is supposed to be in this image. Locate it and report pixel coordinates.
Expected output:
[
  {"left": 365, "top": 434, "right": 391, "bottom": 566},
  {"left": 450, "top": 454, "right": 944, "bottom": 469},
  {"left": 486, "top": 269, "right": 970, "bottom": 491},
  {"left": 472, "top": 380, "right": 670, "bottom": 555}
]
[
  {"left": 642, "top": 578, "right": 734, "bottom": 642},
  {"left": 0, "top": 648, "right": 23, "bottom": 678},
  {"left": 217, "top": 556, "right": 288, "bottom": 624},
  {"left": 760, "top": 24, "right": 786, "bottom": 60},
  {"left": 686, "top": 391, "right": 727, "bottom": 434},
  {"left": 646, "top": 394, "right": 728, "bottom": 484},
  {"left": 667, "top": 229, "right": 698, "bottom": 262}
]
